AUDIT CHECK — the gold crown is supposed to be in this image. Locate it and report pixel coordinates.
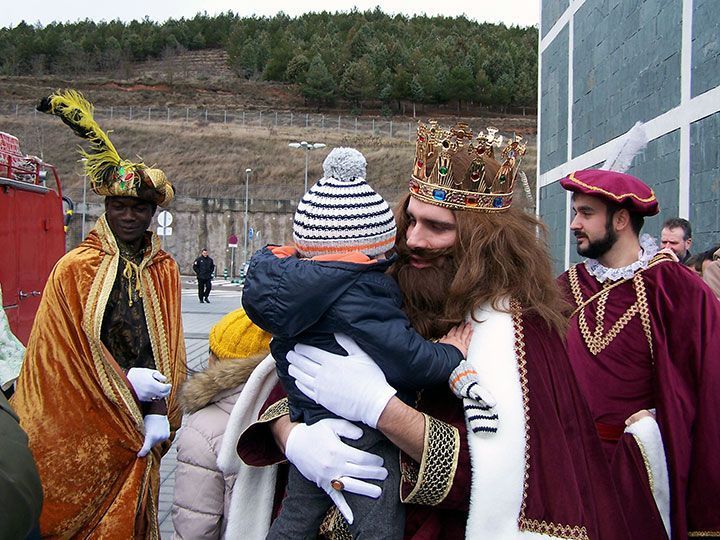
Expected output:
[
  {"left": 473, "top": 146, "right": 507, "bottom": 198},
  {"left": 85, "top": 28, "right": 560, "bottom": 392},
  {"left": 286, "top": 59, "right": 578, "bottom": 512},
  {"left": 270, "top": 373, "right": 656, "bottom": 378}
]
[{"left": 409, "top": 121, "right": 526, "bottom": 212}]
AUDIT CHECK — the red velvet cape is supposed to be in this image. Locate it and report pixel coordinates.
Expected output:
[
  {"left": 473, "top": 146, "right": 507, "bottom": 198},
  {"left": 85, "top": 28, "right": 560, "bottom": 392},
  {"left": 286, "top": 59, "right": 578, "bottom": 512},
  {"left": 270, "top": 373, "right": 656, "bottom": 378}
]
[
  {"left": 559, "top": 258, "right": 720, "bottom": 539},
  {"left": 239, "top": 311, "right": 631, "bottom": 539}
]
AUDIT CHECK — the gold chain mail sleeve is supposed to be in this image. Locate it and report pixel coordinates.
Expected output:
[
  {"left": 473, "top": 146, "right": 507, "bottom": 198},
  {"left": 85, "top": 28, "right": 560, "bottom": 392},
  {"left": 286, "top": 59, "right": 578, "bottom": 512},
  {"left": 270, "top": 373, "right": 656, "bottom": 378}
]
[
  {"left": 400, "top": 413, "right": 460, "bottom": 506},
  {"left": 236, "top": 397, "right": 290, "bottom": 466},
  {"left": 258, "top": 397, "right": 290, "bottom": 423}
]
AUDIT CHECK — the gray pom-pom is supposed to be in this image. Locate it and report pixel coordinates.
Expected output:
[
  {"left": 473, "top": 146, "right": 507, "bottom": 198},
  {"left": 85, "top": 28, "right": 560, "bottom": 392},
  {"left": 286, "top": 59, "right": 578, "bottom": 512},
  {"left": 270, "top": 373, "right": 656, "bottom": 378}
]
[{"left": 322, "top": 147, "right": 367, "bottom": 181}]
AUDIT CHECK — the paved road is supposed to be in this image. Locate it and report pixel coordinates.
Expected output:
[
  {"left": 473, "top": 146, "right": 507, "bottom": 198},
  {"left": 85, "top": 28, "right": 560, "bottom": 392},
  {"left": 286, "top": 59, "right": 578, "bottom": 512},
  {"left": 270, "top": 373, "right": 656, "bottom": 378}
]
[{"left": 158, "top": 278, "right": 243, "bottom": 538}]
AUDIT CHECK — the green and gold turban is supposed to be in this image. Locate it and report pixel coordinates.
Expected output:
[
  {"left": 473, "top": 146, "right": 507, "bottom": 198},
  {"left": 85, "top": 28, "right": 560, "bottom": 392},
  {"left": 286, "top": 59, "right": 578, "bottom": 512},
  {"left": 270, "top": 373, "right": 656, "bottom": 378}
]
[{"left": 37, "top": 90, "right": 174, "bottom": 207}]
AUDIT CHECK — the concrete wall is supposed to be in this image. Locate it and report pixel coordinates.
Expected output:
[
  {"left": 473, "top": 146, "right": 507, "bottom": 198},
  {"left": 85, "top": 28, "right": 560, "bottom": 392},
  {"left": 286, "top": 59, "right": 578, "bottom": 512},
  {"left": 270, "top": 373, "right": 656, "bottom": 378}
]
[
  {"left": 67, "top": 196, "right": 296, "bottom": 277},
  {"left": 539, "top": 0, "right": 720, "bottom": 268}
]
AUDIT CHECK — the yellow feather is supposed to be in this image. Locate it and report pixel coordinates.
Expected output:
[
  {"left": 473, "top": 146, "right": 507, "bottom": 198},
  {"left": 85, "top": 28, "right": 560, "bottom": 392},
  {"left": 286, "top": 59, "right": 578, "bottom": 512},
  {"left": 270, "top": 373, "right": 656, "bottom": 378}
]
[{"left": 43, "top": 89, "right": 143, "bottom": 187}]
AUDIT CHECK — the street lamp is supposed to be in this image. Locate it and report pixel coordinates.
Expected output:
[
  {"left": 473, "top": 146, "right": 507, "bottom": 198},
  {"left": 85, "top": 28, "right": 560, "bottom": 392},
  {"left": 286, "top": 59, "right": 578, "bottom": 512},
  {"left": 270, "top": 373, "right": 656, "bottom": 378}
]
[
  {"left": 243, "top": 168, "right": 251, "bottom": 272},
  {"left": 288, "top": 141, "right": 327, "bottom": 192}
]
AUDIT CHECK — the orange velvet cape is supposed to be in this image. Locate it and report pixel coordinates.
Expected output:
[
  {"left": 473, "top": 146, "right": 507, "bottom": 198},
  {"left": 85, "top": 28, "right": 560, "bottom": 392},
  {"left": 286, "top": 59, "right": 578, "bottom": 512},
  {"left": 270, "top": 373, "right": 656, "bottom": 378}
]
[{"left": 11, "top": 215, "right": 186, "bottom": 539}]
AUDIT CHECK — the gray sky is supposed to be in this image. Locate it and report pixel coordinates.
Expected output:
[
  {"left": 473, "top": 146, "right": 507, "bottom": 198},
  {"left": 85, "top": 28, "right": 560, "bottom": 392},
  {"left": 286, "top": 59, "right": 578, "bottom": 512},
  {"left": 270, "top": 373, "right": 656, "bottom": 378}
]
[{"left": 1, "top": 0, "right": 539, "bottom": 29}]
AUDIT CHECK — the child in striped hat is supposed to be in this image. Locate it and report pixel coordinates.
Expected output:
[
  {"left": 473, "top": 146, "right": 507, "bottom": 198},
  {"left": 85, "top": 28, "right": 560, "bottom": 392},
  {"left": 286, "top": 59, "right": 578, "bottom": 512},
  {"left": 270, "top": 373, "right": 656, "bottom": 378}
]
[{"left": 242, "top": 147, "right": 494, "bottom": 538}]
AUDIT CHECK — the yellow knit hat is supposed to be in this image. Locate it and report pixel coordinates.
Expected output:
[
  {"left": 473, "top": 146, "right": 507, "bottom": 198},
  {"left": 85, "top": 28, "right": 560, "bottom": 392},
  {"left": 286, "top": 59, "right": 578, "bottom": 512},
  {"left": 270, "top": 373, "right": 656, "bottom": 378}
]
[{"left": 208, "top": 308, "right": 271, "bottom": 361}]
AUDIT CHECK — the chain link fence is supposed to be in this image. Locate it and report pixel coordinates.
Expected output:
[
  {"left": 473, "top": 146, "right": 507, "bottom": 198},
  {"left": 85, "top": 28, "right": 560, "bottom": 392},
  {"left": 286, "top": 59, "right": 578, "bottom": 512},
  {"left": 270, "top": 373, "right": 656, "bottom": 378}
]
[{"left": 0, "top": 103, "right": 536, "bottom": 145}]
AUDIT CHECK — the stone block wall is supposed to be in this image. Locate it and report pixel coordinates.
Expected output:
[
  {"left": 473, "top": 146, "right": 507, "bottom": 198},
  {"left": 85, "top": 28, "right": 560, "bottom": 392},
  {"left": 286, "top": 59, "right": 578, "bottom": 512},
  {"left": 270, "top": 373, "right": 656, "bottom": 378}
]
[
  {"left": 690, "top": 112, "right": 720, "bottom": 250},
  {"left": 66, "top": 196, "right": 296, "bottom": 277},
  {"left": 572, "top": 0, "right": 681, "bottom": 156},
  {"left": 692, "top": 0, "right": 720, "bottom": 97},
  {"left": 540, "top": 26, "right": 570, "bottom": 174},
  {"left": 539, "top": 0, "right": 720, "bottom": 268},
  {"left": 626, "top": 129, "right": 681, "bottom": 238},
  {"left": 539, "top": 181, "right": 567, "bottom": 274}
]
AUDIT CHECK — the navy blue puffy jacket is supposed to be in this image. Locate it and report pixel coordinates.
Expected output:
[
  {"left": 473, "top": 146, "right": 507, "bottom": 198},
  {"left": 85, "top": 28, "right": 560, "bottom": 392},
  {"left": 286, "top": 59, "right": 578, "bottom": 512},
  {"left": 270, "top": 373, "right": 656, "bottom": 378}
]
[{"left": 242, "top": 246, "right": 463, "bottom": 424}]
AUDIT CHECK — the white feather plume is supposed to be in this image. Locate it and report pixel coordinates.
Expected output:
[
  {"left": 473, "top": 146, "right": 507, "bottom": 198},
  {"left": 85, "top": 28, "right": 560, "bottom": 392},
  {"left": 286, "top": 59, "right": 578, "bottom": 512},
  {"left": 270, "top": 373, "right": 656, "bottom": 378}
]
[
  {"left": 601, "top": 121, "right": 648, "bottom": 173},
  {"left": 517, "top": 170, "right": 534, "bottom": 206}
]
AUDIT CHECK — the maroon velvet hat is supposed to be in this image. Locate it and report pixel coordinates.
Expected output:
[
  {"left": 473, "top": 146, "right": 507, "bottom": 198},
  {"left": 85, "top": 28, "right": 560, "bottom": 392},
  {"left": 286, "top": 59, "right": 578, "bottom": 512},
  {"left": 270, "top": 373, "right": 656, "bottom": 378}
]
[{"left": 560, "top": 169, "right": 660, "bottom": 216}]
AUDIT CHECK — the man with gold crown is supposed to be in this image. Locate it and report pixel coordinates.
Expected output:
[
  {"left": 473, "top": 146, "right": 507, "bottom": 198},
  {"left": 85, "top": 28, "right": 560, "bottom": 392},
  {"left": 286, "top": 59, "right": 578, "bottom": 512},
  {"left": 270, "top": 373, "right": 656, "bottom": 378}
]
[
  {"left": 226, "top": 121, "right": 633, "bottom": 538},
  {"left": 11, "top": 90, "right": 186, "bottom": 539},
  {"left": 557, "top": 146, "right": 720, "bottom": 537}
]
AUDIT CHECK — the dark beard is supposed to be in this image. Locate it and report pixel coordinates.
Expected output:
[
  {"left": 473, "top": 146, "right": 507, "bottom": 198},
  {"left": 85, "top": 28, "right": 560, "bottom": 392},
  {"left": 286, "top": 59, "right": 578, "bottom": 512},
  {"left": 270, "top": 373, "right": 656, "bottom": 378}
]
[
  {"left": 390, "top": 246, "right": 456, "bottom": 340},
  {"left": 576, "top": 227, "right": 618, "bottom": 259}
]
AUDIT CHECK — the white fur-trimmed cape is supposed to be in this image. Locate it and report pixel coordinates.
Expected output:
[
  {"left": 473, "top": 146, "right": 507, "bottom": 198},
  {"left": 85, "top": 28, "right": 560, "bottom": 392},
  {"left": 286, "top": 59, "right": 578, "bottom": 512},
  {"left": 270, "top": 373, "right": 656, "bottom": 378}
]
[{"left": 216, "top": 354, "right": 280, "bottom": 539}]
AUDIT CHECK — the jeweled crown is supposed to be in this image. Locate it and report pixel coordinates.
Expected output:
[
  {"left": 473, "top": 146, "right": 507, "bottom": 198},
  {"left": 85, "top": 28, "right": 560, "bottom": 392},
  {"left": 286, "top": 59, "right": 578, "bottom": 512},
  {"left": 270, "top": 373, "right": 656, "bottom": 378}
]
[{"left": 409, "top": 120, "right": 526, "bottom": 212}]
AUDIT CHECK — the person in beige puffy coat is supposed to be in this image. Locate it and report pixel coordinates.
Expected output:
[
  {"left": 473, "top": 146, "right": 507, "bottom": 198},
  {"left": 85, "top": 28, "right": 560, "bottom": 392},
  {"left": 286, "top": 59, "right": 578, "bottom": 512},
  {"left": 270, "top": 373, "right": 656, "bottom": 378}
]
[
  {"left": 702, "top": 246, "right": 720, "bottom": 299},
  {"left": 172, "top": 308, "right": 270, "bottom": 539}
]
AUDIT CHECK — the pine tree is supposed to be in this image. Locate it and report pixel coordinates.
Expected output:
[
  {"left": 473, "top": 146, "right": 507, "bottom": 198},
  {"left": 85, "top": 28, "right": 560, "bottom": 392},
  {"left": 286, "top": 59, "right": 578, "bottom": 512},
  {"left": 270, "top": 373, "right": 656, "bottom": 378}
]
[
  {"left": 301, "top": 54, "right": 336, "bottom": 111},
  {"left": 340, "top": 59, "right": 373, "bottom": 110}
]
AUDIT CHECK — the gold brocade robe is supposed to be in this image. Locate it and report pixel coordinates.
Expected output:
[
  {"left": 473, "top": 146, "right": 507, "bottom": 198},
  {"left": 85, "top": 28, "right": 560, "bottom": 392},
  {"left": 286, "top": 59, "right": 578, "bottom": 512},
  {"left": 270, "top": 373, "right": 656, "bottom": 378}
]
[{"left": 11, "top": 215, "right": 186, "bottom": 539}]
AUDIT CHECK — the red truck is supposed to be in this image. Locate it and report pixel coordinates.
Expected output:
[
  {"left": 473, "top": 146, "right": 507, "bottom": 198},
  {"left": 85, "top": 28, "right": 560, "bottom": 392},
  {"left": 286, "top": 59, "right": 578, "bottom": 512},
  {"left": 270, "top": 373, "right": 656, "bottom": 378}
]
[{"left": 0, "top": 131, "right": 70, "bottom": 344}]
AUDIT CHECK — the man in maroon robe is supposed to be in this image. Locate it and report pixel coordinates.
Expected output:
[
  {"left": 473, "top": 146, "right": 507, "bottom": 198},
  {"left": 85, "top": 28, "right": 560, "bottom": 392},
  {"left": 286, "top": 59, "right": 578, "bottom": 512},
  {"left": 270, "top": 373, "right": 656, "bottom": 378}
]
[
  {"left": 558, "top": 169, "right": 720, "bottom": 539},
  {"left": 231, "top": 124, "right": 632, "bottom": 539}
]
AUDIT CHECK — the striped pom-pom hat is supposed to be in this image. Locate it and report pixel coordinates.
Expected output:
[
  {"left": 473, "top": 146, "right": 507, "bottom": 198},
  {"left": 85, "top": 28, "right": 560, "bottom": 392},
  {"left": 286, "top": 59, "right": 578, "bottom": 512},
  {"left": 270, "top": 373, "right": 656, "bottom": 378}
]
[{"left": 293, "top": 147, "right": 397, "bottom": 258}]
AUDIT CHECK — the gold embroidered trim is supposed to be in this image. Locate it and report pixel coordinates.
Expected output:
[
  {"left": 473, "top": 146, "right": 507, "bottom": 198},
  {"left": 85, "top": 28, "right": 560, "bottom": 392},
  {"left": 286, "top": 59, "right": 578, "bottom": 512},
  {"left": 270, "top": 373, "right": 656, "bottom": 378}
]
[
  {"left": 318, "top": 507, "right": 352, "bottom": 539},
  {"left": 569, "top": 266, "right": 654, "bottom": 359},
  {"left": 258, "top": 398, "right": 290, "bottom": 423},
  {"left": 513, "top": 301, "right": 590, "bottom": 540},
  {"left": 84, "top": 217, "right": 145, "bottom": 429},
  {"left": 569, "top": 254, "right": 673, "bottom": 318},
  {"left": 143, "top": 268, "right": 171, "bottom": 375},
  {"left": 520, "top": 518, "right": 591, "bottom": 540},
  {"left": 630, "top": 433, "right": 654, "bottom": 492},
  {"left": 688, "top": 532, "right": 720, "bottom": 537},
  {"left": 139, "top": 462, "right": 160, "bottom": 540},
  {"left": 568, "top": 171, "right": 657, "bottom": 203},
  {"left": 400, "top": 413, "right": 460, "bottom": 506},
  {"left": 400, "top": 459, "right": 420, "bottom": 485}
]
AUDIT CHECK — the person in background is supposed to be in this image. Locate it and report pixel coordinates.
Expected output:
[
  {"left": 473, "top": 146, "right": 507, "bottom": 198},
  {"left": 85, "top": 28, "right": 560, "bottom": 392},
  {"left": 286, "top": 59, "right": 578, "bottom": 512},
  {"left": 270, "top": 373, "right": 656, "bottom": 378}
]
[
  {"left": 691, "top": 245, "right": 720, "bottom": 299},
  {"left": 0, "top": 389, "right": 43, "bottom": 540},
  {"left": 0, "top": 285, "right": 24, "bottom": 399},
  {"left": 686, "top": 245, "right": 719, "bottom": 277},
  {"left": 193, "top": 249, "right": 215, "bottom": 303},
  {"left": 172, "top": 308, "right": 271, "bottom": 539},
  {"left": 558, "top": 169, "right": 720, "bottom": 538},
  {"left": 11, "top": 90, "right": 186, "bottom": 538},
  {"left": 660, "top": 217, "right": 693, "bottom": 264}
]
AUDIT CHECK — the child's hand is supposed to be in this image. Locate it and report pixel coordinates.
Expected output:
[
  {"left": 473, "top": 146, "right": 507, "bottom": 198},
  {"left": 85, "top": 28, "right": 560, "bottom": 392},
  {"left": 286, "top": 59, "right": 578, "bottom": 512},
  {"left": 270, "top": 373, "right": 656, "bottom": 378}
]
[
  {"left": 449, "top": 360, "right": 499, "bottom": 435},
  {"left": 439, "top": 322, "right": 473, "bottom": 357}
]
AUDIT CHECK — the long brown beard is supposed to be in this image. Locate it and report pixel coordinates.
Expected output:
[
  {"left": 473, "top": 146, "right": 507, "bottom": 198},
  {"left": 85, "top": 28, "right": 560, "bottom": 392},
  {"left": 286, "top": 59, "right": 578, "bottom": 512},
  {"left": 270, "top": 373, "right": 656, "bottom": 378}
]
[{"left": 390, "top": 245, "right": 457, "bottom": 340}]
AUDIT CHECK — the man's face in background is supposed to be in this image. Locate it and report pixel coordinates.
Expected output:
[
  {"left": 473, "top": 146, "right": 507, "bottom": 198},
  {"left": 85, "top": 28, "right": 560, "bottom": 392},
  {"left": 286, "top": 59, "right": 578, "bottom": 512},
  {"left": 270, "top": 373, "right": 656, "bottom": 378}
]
[{"left": 661, "top": 227, "right": 692, "bottom": 260}]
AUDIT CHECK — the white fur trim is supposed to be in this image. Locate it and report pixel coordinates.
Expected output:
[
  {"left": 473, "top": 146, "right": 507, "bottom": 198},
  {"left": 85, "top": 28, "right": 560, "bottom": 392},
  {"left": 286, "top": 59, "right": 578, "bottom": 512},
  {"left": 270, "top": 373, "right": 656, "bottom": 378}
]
[
  {"left": 625, "top": 416, "right": 671, "bottom": 538},
  {"left": 216, "top": 354, "right": 280, "bottom": 539},
  {"left": 464, "top": 303, "right": 559, "bottom": 539}
]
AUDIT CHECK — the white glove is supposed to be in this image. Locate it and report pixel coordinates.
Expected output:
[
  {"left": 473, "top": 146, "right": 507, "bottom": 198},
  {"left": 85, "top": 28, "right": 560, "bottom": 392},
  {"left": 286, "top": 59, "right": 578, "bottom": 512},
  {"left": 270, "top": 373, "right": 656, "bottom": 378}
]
[
  {"left": 137, "top": 414, "right": 170, "bottom": 457},
  {"left": 285, "top": 418, "right": 388, "bottom": 524},
  {"left": 126, "top": 368, "right": 171, "bottom": 402},
  {"left": 287, "top": 333, "right": 396, "bottom": 428}
]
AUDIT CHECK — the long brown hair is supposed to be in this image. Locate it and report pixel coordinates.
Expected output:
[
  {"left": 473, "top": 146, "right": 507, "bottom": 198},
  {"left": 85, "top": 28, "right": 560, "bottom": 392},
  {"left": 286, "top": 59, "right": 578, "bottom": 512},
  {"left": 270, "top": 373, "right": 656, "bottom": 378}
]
[{"left": 392, "top": 194, "right": 569, "bottom": 337}]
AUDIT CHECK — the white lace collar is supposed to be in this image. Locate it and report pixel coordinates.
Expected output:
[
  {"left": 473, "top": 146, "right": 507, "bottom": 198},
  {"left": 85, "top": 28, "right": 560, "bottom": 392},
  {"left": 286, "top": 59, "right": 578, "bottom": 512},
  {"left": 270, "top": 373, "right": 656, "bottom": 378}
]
[{"left": 584, "top": 234, "right": 658, "bottom": 283}]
